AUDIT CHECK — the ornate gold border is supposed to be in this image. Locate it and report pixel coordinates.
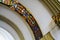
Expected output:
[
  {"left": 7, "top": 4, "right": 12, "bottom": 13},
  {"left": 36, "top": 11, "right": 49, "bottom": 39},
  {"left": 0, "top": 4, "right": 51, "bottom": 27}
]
[
  {"left": 0, "top": 0, "right": 43, "bottom": 40},
  {"left": 0, "top": 4, "right": 35, "bottom": 40}
]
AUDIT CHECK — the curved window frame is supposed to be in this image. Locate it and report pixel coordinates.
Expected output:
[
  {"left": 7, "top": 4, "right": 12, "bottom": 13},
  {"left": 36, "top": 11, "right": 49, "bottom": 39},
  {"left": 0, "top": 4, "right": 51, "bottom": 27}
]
[{"left": 0, "top": 15, "right": 25, "bottom": 40}]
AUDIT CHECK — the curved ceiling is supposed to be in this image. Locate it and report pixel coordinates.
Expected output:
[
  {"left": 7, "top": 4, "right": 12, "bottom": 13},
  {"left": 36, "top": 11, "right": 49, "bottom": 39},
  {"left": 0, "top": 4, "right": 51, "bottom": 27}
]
[{"left": 0, "top": 0, "right": 60, "bottom": 40}]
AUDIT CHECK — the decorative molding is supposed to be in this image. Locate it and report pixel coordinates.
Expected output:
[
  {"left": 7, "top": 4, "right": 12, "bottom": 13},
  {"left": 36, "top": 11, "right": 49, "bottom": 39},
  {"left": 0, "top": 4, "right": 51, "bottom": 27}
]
[
  {"left": 40, "top": 0, "right": 60, "bottom": 27},
  {"left": 0, "top": 15, "right": 25, "bottom": 40},
  {"left": 0, "top": 0, "right": 43, "bottom": 40},
  {"left": 41, "top": 32, "right": 54, "bottom": 40}
]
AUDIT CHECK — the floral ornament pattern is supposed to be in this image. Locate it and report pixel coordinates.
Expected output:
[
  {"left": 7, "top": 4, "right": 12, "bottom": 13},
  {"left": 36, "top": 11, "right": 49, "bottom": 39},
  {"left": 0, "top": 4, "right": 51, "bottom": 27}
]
[
  {"left": 0, "top": 0, "right": 43, "bottom": 40},
  {"left": 52, "top": 13, "right": 60, "bottom": 27}
]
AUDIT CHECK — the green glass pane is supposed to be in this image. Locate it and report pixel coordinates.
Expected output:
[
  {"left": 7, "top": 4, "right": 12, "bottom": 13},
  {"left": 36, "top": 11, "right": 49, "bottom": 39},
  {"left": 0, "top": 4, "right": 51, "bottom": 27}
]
[{"left": 0, "top": 0, "right": 2, "bottom": 2}]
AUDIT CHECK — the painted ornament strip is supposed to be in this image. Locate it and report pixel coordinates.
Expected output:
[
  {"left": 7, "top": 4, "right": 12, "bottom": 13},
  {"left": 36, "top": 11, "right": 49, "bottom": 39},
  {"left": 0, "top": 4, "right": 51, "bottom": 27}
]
[{"left": 0, "top": 0, "right": 43, "bottom": 40}]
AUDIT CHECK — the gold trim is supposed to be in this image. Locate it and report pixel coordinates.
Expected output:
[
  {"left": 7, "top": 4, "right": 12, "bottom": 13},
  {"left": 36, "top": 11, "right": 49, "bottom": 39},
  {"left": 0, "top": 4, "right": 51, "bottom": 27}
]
[
  {"left": 40, "top": 0, "right": 60, "bottom": 27},
  {"left": 0, "top": 4, "right": 35, "bottom": 40},
  {"left": 0, "top": 0, "right": 43, "bottom": 40},
  {"left": 40, "top": 0, "right": 60, "bottom": 15},
  {"left": 40, "top": 32, "right": 54, "bottom": 40}
]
